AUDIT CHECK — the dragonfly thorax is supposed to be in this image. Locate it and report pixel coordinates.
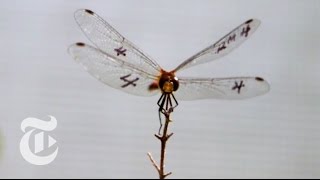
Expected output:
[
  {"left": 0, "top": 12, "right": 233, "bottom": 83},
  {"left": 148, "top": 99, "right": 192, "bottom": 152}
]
[{"left": 159, "top": 72, "right": 179, "bottom": 93}]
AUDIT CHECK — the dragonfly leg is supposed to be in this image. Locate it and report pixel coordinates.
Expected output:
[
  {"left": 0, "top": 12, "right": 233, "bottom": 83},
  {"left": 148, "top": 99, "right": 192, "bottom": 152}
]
[
  {"left": 167, "top": 93, "right": 178, "bottom": 113},
  {"left": 165, "top": 93, "right": 170, "bottom": 111},
  {"left": 157, "top": 93, "right": 165, "bottom": 107},
  {"left": 172, "top": 93, "right": 179, "bottom": 108},
  {"left": 157, "top": 93, "right": 179, "bottom": 134},
  {"left": 157, "top": 93, "right": 167, "bottom": 135},
  {"left": 158, "top": 110, "right": 163, "bottom": 135}
]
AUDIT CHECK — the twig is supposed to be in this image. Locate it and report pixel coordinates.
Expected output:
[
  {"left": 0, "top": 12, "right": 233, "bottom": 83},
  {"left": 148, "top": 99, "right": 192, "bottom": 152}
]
[
  {"left": 148, "top": 109, "right": 173, "bottom": 179},
  {"left": 147, "top": 152, "right": 160, "bottom": 173}
]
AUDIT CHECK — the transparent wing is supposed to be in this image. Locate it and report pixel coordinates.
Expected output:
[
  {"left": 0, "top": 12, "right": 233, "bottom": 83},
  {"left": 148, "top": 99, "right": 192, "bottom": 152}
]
[
  {"left": 174, "top": 19, "right": 261, "bottom": 72},
  {"left": 68, "top": 43, "right": 160, "bottom": 97},
  {"left": 74, "top": 9, "right": 162, "bottom": 75},
  {"left": 174, "top": 77, "right": 269, "bottom": 100}
]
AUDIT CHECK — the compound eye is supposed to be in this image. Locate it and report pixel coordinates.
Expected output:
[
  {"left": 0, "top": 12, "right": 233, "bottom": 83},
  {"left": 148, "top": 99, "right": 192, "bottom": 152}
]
[{"left": 172, "top": 77, "right": 179, "bottom": 91}]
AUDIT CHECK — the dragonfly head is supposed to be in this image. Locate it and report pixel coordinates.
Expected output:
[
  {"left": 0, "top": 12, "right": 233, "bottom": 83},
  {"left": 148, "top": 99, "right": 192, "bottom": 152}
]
[{"left": 159, "top": 71, "right": 179, "bottom": 93}]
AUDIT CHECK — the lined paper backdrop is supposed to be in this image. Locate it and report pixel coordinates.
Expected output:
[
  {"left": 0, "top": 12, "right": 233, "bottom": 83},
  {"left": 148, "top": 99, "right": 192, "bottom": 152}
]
[{"left": 0, "top": 0, "right": 319, "bottom": 178}]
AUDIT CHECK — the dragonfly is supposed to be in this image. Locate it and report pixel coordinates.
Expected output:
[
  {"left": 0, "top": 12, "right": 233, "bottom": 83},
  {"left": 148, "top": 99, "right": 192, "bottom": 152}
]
[{"left": 68, "top": 9, "right": 270, "bottom": 129}]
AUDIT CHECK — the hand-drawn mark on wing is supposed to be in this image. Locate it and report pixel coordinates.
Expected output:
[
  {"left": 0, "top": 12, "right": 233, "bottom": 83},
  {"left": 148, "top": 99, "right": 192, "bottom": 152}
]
[
  {"left": 120, "top": 74, "right": 139, "bottom": 88},
  {"left": 114, "top": 46, "right": 127, "bottom": 56},
  {"left": 74, "top": 9, "right": 162, "bottom": 76},
  {"left": 174, "top": 77, "right": 270, "bottom": 100},
  {"left": 174, "top": 19, "right": 261, "bottom": 72},
  {"left": 69, "top": 42, "right": 160, "bottom": 96},
  {"left": 232, "top": 80, "right": 245, "bottom": 94}
]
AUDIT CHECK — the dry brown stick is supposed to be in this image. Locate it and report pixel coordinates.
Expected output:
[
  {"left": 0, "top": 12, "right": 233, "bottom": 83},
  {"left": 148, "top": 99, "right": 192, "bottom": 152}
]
[
  {"left": 147, "top": 152, "right": 160, "bottom": 173},
  {"left": 148, "top": 109, "right": 173, "bottom": 179}
]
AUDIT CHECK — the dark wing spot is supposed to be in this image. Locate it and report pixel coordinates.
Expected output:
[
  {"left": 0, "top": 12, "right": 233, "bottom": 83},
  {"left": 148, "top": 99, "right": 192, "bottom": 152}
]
[
  {"left": 255, "top": 77, "right": 264, "bottom": 81},
  {"left": 85, "top": 9, "right": 94, "bottom": 15},
  {"left": 148, "top": 82, "right": 159, "bottom": 91},
  {"left": 245, "top": 19, "right": 253, "bottom": 24},
  {"left": 76, "top": 42, "right": 85, "bottom": 47}
]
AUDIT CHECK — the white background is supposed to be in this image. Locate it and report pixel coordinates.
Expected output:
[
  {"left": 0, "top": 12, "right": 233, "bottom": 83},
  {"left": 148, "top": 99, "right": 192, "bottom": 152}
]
[{"left": 0, "top": 0, "right": 320, "bottom": 178}]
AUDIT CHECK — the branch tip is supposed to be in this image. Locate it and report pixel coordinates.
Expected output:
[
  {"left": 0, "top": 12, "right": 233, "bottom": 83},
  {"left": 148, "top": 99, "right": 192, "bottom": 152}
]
[
  {"left": 165, "top": 172, "right": 172, "bottom": 178},
  {"left": 155, "top": 134, "right": 162, "bottom": 140},
  {"left": 147, "top": 152, "right": 160, "bottom": 172},
  {"left": 167, "top": 133, "right": 174, "bottom": 139}
]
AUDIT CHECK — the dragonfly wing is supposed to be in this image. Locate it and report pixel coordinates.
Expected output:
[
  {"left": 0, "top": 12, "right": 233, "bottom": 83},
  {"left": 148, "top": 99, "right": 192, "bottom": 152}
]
[
  {"left": 74, "top": 9, "right": 162, "bottom": 75},
  {"left": 175, "top": 77, "right": 270, "bottom": 100},
  {"left": 174, "top": 19, "right": 261, "bottom": 72},
  {"left": 69, "top": 43, "right": 160, "bottom": 97}
]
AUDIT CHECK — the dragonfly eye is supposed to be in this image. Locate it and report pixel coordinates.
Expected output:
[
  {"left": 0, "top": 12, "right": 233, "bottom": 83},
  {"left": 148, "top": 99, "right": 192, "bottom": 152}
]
[{"left": 172, "top": 76, "right": 179, "bottom": 92}]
